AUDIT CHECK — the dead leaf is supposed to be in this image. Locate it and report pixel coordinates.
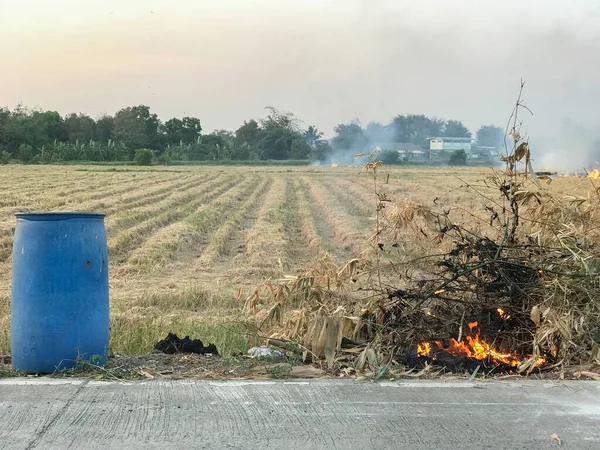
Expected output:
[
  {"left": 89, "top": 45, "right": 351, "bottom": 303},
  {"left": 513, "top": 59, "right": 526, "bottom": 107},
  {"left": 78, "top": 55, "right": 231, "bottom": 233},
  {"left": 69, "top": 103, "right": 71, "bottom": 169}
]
[
  {"left": 136, "top": 370, "right": 155, "bottom": 379},
  {"left": 314, "top": 317, "right": 328, "bottom": 358},
  {"left": 515, "top": 142, "right": 529, "bottom": 161},
  {"left": 551, "top": 433, "right": 562, "bottom": 445},
  {"left": 531, "top": 305, "right": 542, "bottom": 327},
  {"left": 591, "top": 343, "right": 600, "bottom": 362},
  {"left": 290, "top": 365, "right": 325, "bottom": 378},
  {"left": 537, "top": 175, "right": 552, "bottom": 184},
  {"left": 324, "top": 316, "right": 342, "bottom": 369},
  {"left": 356, "top": 346, "right": 374, "bottom": 372},
  {"left": 342, "top": 346, "right": 368, "bottom": 354},
  {"left": 250, "top": 363, "right": 291, "bottom": 373},
  {"left": 574, "top": 370, "right": 600, "bottom": 381}
]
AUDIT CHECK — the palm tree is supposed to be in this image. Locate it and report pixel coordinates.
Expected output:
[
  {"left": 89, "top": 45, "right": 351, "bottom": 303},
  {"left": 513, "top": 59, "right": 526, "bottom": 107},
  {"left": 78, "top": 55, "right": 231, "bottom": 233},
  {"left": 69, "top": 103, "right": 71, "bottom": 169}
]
[{"left": 304, "top": 125, "right": 323, "bottom": 149}]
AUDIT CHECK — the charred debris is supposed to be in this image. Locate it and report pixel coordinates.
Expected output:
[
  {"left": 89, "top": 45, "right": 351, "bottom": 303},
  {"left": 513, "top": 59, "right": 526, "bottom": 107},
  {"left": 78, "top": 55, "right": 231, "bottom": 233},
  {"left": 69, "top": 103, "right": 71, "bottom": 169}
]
[{"left": 245, "top": 83, "right": 600, "bottom": 377}]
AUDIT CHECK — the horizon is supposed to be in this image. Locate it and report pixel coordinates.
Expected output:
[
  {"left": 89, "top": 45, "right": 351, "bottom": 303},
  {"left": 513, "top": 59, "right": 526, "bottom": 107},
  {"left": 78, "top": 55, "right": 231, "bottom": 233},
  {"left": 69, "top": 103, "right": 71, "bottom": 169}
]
[{"left": 1, "top": 0, "right": 600, "bottom": 168}]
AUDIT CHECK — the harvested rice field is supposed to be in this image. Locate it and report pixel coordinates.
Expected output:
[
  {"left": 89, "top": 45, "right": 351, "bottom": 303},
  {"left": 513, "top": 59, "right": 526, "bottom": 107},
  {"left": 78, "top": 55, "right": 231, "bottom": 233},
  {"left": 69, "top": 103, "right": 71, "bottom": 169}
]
[{"left": 0, "top": 165, "right": 592, "bottom": 356}]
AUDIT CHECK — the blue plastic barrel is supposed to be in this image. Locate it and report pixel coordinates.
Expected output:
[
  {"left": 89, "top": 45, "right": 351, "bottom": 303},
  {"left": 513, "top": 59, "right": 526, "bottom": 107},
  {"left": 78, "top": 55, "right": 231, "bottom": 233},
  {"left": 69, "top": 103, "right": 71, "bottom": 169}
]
[{"left": 11, "top": 212, "right": 110, "bottom": 373}]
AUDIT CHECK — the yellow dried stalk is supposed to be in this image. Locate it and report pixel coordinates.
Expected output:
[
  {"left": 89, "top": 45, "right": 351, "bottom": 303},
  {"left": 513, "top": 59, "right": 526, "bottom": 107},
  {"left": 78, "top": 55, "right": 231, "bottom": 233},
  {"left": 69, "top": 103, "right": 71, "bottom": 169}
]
[{"left": 244, "top": 257, "right": 375, "bottom": 361}]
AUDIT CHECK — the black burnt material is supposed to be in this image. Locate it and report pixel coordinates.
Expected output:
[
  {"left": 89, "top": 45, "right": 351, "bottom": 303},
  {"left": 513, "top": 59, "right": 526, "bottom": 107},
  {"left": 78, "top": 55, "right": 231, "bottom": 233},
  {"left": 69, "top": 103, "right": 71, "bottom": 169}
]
[
  {"left": 402, "top": 345, "right": 545, "bottom": 375},
  {"left": 403, "top": 346, "right": 514, "bottom": 374},
  {"left": 154, "top": 332, "right": 219, "bottom": 355}
]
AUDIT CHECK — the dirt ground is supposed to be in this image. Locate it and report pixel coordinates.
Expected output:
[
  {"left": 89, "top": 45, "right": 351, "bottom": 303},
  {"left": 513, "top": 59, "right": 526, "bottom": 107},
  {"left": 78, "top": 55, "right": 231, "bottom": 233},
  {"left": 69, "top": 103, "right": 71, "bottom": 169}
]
[
  {"left": 0, "top": 351, "right": 328, "bottom": 381},
  {"left": 2, "top": 351, "right": 599, "bottom": 382}
]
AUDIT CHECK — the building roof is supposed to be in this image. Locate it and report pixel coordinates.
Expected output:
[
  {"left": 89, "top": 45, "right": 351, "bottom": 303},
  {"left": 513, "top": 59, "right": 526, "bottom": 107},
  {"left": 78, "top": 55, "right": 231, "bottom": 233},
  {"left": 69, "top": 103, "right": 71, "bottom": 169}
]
[
  {"left": 428, "top": 137, "right": 473, "bottom": 142},
  {"left": 373, "top": 142, "right": 423, "bottom": 151}
]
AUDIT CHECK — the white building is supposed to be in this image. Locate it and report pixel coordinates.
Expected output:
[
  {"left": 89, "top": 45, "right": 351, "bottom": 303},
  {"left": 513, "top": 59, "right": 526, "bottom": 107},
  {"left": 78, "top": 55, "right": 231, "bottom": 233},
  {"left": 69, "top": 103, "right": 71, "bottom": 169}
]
[{"left": 429, "top": 137, "right": 472, "bottom": 152}]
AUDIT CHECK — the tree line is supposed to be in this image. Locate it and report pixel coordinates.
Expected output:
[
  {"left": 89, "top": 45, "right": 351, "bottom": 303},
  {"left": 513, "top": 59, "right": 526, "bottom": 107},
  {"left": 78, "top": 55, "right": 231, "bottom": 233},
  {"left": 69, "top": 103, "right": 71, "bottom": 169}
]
[
  {"left": 0, "top": 104, "right": 504, "bottom": 164},
  {"left": 330, "top": 115, "right": 504, "bottom": 158}
]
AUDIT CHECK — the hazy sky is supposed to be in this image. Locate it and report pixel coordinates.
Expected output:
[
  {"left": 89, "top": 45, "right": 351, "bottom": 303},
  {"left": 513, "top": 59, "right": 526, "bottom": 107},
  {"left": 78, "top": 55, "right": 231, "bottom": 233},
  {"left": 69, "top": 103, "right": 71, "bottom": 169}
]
[{"left": 1, "top": 0, "right": 600, "bottom": 142}]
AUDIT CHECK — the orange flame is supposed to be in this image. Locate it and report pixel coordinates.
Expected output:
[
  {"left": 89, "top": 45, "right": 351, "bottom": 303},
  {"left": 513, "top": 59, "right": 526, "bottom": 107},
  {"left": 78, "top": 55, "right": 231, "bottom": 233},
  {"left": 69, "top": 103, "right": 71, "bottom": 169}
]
[
  {"left": 331, "top": 163, "right": 339, "bottom": 168},
  {"left": 587, "top": 169, "right": 600, "bottom": 179},
  {"left": 417, "top": 323, "right": 545, "bottom": 368},
  {"left": 497, "top": 308, "right": 511, "bottom": 320},
  {"left": 416, "top": 342, "right": 431, "bottom": 357}
]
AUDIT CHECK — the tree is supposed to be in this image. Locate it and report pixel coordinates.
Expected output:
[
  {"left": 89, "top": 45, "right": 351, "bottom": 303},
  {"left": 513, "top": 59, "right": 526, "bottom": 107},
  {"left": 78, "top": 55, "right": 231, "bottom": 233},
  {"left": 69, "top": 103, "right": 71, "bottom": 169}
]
[
  {"left": 443, "top": 120, "right": 471, "bottom": 138},
  {"left": 475, "top": 125, "right": 504, "bottom": 149},
  {"left": 32, "top": 110, "right": 68, "bottom": 142},
  {"left": 181, "top": 117, "right": 202, "bottom": 143},
  {"left": 305, "top": 125, "right": 334, "bottom": 162},
  {"left": 234, "top": 119, "right": 262, "bottom": 158},
  {"left": 448, "top": 149, "right": 467, "bottom": 166},
  {"left": 261, "top": 127, "right": 295, "bottom": 160},
  {"left": 304, "top": 125, "right": 323, "bottom": 149},
  {"left": 212, "top": 129, "right": 235, "bottom": 147},
  {"left": 134, "top": 149, "right": 154, "bottom": 165},
  {"left": 332, "top": 121, "right": 367, "bottom": 153},
  {"left": 0, "top": 107, "right": 24, "bottom": 154},
  {"left": 261, "top": 106, "right": 301, "bottom": 132},
  {"left": 313, "top": 140, "right": 333, "bottom": 162},
  {"left": 379, "top": 149, "right": 399, "bottom": 165},
  {"left": 198, "top": 133, "right": 229, "bottom": 160},
  {"left": 163, "top": 116, "right": 201, "bottom": 144},
  {"left": 289, "top": 139, "right": 311, "bottom": 160},
  {"left": 0, "top": 107, "right": 67, "bottom": 155},
  {"left": 0, "top": 108, "right": 10, "bottom": 151},
  {"left": 253, "top": 107, "right": 308, "bottom": 160},
  {"left": 95, "top": 115, "right": 114, "bottom": 143},
  {"left": 163, "top": 118, "right": 183, "bottom": 144},
  {"left": 365, "top": 122, "right": 393, "bottom": 143},
  {"left": 65, "top": 113, "right": 97, "bottom": 142},
  {"left": 234, "top": 120, "right": 262, "bottom": 160},
  {"left": 113, "top": 105, "right": 160, "bottom": 158},
  {"left": 18, "top": 144, "right": 36, "bottom": 163},
  {"left": 391, "top": 114, "right": 444, "bottom": 148}
]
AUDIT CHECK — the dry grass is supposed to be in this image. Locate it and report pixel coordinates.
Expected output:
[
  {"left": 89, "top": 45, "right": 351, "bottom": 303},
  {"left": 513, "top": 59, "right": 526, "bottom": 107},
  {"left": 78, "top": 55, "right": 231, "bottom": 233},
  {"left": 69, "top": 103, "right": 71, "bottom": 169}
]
[
  {"left": 243, "top": 146, "right": 600, "bottom": 374},
  {"left": 0, "top": 164, "right": 597, "bottom": 359},
  {"left": 245, "top": 176, "right": 287, "bottom": 275}
]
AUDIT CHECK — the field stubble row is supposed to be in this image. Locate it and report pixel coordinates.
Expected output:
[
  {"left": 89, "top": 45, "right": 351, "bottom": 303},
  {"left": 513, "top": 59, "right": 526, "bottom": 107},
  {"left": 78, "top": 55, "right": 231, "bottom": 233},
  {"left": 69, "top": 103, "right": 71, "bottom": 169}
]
[{"left": 1, "top": 164, "right": 557, "bottom": 356}]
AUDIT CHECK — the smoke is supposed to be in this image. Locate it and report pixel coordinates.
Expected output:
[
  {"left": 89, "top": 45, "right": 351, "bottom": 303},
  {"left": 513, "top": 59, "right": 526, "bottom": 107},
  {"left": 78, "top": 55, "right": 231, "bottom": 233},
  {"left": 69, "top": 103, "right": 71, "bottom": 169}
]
[
  {"left": 532, "top": 119, "right": 600, "bottom": 173},
  {"left": 311, "top": 120, "right": 397, "bottom": 166},
  {"left": 2, "top": 0, "right": 600, "bottom": 166}
]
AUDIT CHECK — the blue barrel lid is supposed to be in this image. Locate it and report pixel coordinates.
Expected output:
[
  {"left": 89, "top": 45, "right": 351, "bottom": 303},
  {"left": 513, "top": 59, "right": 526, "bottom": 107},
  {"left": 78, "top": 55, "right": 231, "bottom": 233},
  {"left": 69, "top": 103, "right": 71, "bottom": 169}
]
[{"left": 15, "top": 212, "right": 106, "bottom": 221}]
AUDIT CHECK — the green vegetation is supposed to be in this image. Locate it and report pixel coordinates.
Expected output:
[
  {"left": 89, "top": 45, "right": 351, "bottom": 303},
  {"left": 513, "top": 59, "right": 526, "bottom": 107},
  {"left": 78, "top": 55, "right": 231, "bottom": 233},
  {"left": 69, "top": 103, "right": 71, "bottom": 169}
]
[
  {"left": 379, "top": 149, "right": 400, "bottom": 165},
  {"left": 448, "top": 149, "right": 467, "bottom": 165},
  {"left": 109, "top": 315, "right": 256, "bottom": 357},
  {"left": 0, "top": 103, "right": 508, "bottom": 166},
  {"left": 0, "top": 104, "right": 332, "bottom": 164},
  {"left": 134, "top": 149, "right": 154, "bottom": 166}
]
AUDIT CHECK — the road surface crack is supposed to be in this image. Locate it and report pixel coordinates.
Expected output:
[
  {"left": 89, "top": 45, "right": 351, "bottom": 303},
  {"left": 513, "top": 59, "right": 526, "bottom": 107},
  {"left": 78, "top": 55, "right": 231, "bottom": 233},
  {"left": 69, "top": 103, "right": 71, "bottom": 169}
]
[{"left": 25, "top": 380, "right": 90, "bottom": 450}]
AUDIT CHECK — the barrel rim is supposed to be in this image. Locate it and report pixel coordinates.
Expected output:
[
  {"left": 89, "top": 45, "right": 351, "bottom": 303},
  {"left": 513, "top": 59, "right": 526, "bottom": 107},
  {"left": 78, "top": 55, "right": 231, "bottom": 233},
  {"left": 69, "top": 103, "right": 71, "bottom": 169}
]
[{"left": 15, "top": 212, "right": 106, "bottom": 219}]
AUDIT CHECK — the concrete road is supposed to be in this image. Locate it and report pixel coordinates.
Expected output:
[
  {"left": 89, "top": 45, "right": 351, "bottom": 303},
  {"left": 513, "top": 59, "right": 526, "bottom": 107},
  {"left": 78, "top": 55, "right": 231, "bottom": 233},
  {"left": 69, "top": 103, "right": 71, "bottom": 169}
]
[{"left": 0, "top": 378, "right": 598, "bottom": 449}]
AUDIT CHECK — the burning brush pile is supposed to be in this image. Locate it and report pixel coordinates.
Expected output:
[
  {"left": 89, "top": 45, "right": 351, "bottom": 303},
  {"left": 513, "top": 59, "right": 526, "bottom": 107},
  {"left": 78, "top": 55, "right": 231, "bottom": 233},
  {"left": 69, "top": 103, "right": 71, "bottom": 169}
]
[
  {"left": 245, "top": 90, "right": 600, "bottom": 376},
  {"left": 412, "top": 316, "right": 546, "bottom": 374}
]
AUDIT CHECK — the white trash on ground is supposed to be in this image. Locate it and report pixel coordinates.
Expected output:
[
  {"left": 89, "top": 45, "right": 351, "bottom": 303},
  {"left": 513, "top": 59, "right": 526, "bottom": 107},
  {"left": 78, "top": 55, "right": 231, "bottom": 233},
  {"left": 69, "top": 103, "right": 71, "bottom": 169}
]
[{"left": 248, "top": 346, "right": 286, "bottom": 359}]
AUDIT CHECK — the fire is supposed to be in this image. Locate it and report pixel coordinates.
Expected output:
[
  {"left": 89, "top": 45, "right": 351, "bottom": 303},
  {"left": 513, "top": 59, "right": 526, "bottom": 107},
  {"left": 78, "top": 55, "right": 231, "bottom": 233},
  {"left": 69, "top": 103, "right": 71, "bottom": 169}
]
[
  {"left": 416, "top": 322, "right": 545, "bottom": 368},
  {"left": 331, "top": 163, "right": 338, "bottom": 168},
  {"left": 445, "top": 329, "right": 522, "bottom": 367},
  {"left": 587, "top": 169, "right": 600, "bottom": 179},
  {"left": 416, "top": 342, "right": 431, "bottom": 357},
  {"left": 497, "top": 308, "right": 510, "bottom": 320}
]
